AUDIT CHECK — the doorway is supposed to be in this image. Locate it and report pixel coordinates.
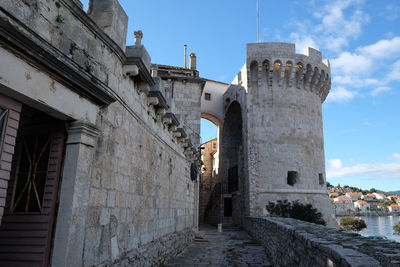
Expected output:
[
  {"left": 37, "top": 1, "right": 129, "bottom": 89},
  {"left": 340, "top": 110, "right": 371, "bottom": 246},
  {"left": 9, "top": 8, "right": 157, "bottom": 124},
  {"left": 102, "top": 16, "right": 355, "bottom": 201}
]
[{"left": 0, "top": 105, "right": 65, "bottom": 267}]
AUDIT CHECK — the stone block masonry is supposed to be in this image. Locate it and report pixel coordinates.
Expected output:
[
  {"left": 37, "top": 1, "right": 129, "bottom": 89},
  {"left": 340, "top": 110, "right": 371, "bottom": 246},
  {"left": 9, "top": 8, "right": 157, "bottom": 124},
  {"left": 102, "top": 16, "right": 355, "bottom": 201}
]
[
  {"left": 0, "top": 0, "right": 201, "bottom": 266},
  {"left": 245, "top": 217, "right": 400, "bottom": 267}
]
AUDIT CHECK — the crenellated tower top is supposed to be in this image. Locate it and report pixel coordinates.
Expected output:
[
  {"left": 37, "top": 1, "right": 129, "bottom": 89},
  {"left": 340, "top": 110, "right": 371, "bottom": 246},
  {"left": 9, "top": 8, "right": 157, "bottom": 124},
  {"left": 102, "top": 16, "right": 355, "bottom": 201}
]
[{"left": 237, "top": 42, "right": 331, "bottom": 103}]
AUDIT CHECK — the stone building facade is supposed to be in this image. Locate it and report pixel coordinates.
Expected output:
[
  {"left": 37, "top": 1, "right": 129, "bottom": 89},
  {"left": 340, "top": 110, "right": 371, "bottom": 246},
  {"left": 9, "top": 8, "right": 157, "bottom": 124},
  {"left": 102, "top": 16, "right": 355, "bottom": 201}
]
[
  {"left": 0, "top": 0, "right": 335, "bottom": 266},
  {"left": 0, "top": 0, "right": 202, "bottom": 266}
]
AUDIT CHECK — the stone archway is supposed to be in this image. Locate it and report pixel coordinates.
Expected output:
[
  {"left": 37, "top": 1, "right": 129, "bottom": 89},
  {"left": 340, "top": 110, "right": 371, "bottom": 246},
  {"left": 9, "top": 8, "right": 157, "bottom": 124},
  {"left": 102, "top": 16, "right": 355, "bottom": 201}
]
[
  {"left": 199, "top": 113, "right": 222, "bottom": 225},
  {"left": 220, "top": 101, "right": 244, "bottom": 227}
]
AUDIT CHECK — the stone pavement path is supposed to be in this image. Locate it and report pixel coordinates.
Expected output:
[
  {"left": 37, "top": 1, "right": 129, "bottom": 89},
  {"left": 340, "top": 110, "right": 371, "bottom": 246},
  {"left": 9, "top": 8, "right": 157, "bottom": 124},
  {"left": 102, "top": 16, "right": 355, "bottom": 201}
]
[{"left": 164, "top": 225, "right": 272, "bottom": 267}]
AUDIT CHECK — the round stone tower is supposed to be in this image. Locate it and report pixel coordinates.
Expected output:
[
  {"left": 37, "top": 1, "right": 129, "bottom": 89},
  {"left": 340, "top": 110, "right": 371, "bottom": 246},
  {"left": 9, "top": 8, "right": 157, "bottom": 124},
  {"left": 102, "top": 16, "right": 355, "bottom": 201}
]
[{"left": 226, "top": 42, "right": 336, "bottom": 226}]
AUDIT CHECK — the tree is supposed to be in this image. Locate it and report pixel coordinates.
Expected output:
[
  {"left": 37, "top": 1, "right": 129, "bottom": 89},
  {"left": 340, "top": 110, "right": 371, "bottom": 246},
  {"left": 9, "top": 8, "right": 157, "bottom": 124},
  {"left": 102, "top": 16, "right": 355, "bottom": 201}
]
[
  {"left": 326, "top": 181, "right": 332, "bottom": 188},
  {"left": 370, "top": 188, "right": 377, "bottom": 193},
  {"left": 394, "top": 222, "right": 400, "bottom": 235},
  {"left": 266, "top": 200, "right": 326, "bottom": 225},
  {"left": 339, "top": 217, "right": 367, "bottom": 232}
]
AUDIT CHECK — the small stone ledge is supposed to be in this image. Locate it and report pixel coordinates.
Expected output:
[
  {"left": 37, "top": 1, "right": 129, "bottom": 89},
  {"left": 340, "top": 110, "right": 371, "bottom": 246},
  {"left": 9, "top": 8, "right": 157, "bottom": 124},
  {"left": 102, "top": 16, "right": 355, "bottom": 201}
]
[
  {"left": 163, "top": 113, "right": 180, "bottom": 129},
  {"left": 244, "top": 217, "right": 400, "bottom": 266},
  {"left": 147, "top": 91, "right": 169, "bottom": 111},
  {"left": 124, "top": 56, "right": 155, "bottom": 90}
]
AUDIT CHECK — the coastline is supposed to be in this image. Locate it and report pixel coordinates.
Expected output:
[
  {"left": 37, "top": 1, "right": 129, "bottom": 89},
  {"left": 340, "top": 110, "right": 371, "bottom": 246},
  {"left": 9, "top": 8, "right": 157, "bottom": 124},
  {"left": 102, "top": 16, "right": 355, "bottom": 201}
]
[{"left": 335, "top": 211, "right": 400, "bottom": 217}]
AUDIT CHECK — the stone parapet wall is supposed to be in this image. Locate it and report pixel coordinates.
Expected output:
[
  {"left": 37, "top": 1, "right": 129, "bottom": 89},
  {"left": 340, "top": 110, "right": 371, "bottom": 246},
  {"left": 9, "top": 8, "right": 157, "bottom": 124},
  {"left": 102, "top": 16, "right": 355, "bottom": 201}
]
[
  {"left": 244, "top": 217, "right": 400, "bottom": 267},
  {"left": 108, "top": 228, "right": 193, "bottom": 267},
  {"left": 336, "top": 211, "right": 400, "bottom": 217}
]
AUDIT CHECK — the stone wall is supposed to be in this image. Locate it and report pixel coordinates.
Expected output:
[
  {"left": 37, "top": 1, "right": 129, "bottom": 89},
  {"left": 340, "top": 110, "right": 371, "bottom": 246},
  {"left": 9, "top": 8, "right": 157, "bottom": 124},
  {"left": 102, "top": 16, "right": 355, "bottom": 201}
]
[
  {"left": 245, "top": 217, "right": 400, "bottom": 267},
  {"left": 0, "top": 1, "right": 201, "bottom": 266},
  {"left": 160, "top": 77, "right": 204, "bottom": 147}
]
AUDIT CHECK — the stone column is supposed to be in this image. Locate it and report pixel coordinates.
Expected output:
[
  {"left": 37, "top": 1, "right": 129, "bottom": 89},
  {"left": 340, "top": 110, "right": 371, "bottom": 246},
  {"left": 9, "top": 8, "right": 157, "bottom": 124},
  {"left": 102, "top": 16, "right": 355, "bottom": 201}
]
[{"left": 51, "top": 121, "right": 100, "bottom": 267}]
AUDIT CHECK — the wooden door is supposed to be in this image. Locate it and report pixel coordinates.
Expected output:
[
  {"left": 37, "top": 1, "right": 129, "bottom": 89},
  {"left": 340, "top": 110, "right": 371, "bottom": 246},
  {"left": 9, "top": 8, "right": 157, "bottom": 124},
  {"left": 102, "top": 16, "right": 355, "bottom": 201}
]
[{"left": 0, "top": 126, "right": 65, "bottom": 267}]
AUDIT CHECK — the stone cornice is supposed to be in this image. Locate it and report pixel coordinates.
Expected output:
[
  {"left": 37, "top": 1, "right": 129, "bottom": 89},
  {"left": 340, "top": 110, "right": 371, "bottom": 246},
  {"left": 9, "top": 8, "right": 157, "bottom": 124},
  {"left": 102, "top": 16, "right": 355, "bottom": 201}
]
[
  {"left": 163, "top": 113, "right": 180, "bottom": 127},
  {"left": 124, "top": 57, "right": 155, "bottom": 87},
  {"left": 176, "top": 128, "right": 187, "bottom": 139},
  {"left": 0, "top": 7, "right": 117, "bottom": 106},
  {"left": 147, "top": 91, "right": 169, "bottom": 110}
]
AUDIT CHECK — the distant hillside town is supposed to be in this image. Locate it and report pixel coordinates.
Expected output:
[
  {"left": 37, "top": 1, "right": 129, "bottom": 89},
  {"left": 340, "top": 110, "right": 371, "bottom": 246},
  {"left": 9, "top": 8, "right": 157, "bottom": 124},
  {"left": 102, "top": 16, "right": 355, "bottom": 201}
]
[{"left": 327, "top": 183, "right": 400, "bottom": 215}]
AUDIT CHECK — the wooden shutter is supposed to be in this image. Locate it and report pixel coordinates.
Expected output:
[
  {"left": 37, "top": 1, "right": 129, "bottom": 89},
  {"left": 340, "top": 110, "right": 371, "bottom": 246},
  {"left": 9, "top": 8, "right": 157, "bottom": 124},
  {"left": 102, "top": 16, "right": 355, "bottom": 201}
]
[{"left": 0, "top": 129, "right": 65, "bottom": 267}]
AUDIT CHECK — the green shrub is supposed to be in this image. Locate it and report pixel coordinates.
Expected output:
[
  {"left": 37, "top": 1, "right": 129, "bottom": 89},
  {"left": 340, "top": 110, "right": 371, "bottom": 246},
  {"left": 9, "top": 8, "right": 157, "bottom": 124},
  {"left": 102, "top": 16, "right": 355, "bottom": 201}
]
[
  {"left": 339, "top": 216, "right": 367, "bottom": 232},
  {"left": 266, "top": 200, "right": 326, "bottom": 225},
  {"left": 394, "top": 222, "right": 400, "bottom": 235}
]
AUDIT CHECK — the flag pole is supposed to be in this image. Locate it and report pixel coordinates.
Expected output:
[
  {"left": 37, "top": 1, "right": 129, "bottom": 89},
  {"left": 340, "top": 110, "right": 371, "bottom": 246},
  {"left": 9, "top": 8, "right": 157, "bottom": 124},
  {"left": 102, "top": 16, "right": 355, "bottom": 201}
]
[{"left": 257, "top": 0, "right": 260, "bottom": 43}]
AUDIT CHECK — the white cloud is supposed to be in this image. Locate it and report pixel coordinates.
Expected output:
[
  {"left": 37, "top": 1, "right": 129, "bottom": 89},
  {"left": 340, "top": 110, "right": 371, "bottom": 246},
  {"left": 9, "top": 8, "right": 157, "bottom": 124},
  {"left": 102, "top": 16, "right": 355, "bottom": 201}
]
[
  {"left": 386, "top": 60, "right": 400, "bottom": 82},
  {"left": 282, "top": 1, "right": 399, "bottom": 102},
  {"left": 286, "top": 0, "right": 369, "bottom": 54},
  {"left": 327, "top": 155, "right": 400, "bottom": 179},
  {"left": 326, "top": 86, "right": 356, "bottom": 102},
  {"left": 357, "top": 37, "right": 400, "bottom": 59},
  {"left": 330, "top": 38, "right": 400, "bottom": 95},
  {"left": 289, "top": 33, "right": 318, "bottom": 53},
  {"left": 333, "top": 75, "right": 380, "bottom": 87},
  {"left": 393, "top": 153, "right": 400, "bottom": 160},
  {"left": 370, "top": 86, "right": 391, "bottom": 96},
  {"left": 329, "top": 158, "right": 343, "bottom": 169},
  {"left": 324, "top": 36, "right": 348, "bottom": 53},
  {"left": 331, "top": 51, "right": 372, "bottom": 74},
  {"left": 316, "top": 0, "right": 369, "bottom": 52},
  {"left": 382, "top": 4, "right": 400, "bottom": 21}
]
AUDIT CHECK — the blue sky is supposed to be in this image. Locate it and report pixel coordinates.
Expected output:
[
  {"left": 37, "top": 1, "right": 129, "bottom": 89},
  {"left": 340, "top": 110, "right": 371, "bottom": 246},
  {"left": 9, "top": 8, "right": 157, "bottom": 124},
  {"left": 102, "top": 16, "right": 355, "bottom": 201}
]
[{"left": 82, "top": 0, "right": 400, "bottom": 191}]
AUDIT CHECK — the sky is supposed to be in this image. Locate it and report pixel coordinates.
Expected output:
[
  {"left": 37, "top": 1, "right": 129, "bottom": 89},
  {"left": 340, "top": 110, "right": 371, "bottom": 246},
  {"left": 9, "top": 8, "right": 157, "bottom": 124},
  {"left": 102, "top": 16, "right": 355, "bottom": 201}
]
[{"left": 82, "top": 0, "right": 400, "bottom": 191}]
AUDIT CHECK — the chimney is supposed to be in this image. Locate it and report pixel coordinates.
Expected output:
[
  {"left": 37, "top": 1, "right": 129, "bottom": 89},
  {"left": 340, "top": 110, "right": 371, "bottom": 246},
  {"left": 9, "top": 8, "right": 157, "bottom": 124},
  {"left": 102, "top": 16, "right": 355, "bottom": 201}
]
[
  {"left": 184, "top": 45, "right": 187, "bottom": 68},
  {"left": 189, "top": 53, "right": 196, "bottom": 70}
]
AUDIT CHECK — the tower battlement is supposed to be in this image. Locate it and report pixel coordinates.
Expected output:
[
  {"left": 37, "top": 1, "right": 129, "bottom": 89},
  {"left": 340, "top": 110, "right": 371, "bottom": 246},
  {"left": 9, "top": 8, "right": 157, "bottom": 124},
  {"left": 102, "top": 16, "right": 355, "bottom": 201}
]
[{"left": 243, "top": 43, "right": 331, "bottom": 102}]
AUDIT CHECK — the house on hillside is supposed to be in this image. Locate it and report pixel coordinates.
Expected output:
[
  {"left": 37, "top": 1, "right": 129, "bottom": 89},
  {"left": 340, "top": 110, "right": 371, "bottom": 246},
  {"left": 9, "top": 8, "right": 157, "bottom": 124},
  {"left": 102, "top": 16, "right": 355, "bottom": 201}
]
[
  {"left": 329, "top": 192, "right": 339, "bottom": 198},
  {"left": 362, "top": 194, "right": 375, "bottom": 201},
  {"left": 388, "top": 204, "right": 400, "bottom": 213},
  {"left": 387, "top": 195, "right": 400, "bottom": 201},
  {"left": 334, "top": 196, "right": 352, "bottom": 203},
  {"left": 346, "top": 192, "right": 362, "bottom": 201},
  {"left": 373, "top": 193, "right": 387, "bottom": 200},
  {"left": 354, "top": 200, "right": 370, "bottom": 212}
]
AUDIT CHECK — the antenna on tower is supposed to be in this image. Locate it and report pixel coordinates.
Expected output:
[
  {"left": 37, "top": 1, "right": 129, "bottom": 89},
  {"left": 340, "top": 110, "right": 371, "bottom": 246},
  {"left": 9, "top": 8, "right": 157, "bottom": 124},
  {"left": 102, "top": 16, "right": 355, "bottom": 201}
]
[{"left": 257, "top": 0, "right": 260, "bottom": 43}]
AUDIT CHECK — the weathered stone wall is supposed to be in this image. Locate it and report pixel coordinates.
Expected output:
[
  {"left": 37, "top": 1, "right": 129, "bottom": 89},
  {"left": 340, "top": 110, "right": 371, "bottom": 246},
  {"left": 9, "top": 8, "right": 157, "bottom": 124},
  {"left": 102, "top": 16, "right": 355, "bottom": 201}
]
[
  {"left": 0, "top": 1, "right": 200, "bottom": 266},
  {"left": 161, "top": 78, "right": 203, "bottom": 147},
  {"left": 83, "top": 104, "right": 197, "bottom": 266},
  {"left": 245, "top": 217, "right": 400, "bottom": 267}
]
